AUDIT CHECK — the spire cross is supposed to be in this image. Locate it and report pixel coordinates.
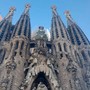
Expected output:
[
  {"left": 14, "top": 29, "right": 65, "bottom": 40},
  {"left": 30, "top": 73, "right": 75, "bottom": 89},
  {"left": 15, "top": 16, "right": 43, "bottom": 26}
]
[
  {"left": 51, "top": 5, "right": 57, "bottom": 10},
  {"left": 51, "top": 5, "right": 58, "bottom": 16},
  {"left": 64, "top": 10, "right": 72, "bottom": 19},
  {"left": 24, "top": 4, "right": 31, "bottom": 14},
  {"left": 9, "top": 7, "right": 16, "bottom": 12},
  {"left": 5, "top": 7, "right": 16, "bottom": 19},
  {"left": 25, "top": 4, "right": 30, "bottom": 9}
]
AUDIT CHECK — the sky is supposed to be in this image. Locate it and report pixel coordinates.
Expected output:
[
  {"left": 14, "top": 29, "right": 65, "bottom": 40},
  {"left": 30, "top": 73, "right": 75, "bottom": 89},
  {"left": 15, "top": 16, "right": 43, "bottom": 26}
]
[{"left": 0, "top": 0, "right": 90, "bottom": 40}]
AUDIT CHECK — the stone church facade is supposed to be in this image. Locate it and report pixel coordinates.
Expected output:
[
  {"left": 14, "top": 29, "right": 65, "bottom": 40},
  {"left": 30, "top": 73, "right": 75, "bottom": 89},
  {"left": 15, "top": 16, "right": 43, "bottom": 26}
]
[{"left": 0, "top": 4, "right": 90, "bottom": 90}]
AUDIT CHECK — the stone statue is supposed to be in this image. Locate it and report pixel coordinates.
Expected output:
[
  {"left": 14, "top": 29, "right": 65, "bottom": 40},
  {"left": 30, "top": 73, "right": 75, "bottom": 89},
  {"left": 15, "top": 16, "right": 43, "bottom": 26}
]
[
  {"left": 32, "top": 87, "right": 36, "bottom": 90},
  {"left": 75, "top": 78, "right": 82, "bottom": 90},
  {"left": 85, "top": 65, "right": 90, "bottom": 85},
  {"left": 37, "top": 82, "right": 48, "bottom": 90}
]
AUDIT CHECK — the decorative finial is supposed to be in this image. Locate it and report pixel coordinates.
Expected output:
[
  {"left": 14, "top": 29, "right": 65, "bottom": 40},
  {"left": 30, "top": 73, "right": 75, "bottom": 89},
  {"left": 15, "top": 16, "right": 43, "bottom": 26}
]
[
  {"left": 9, "top": 7, "right": 16, "bottom": 12},
  {"left": 64, "top": 10, "right": 72, "bottom": 19},
  {"left": 5, "top": 6, "right": 16, "bottom": 19},
  {"left": 51, "top": 5, "right": 57, "bottom": 10},
  {"left": 25, "top": 4, "right": 30, "bottom": 9},
  {"left": 51, "top": 5, "right": 58, "bottom": 16},
  {"left": 24, "top": 4, "right": 31, "bottom": 14}
]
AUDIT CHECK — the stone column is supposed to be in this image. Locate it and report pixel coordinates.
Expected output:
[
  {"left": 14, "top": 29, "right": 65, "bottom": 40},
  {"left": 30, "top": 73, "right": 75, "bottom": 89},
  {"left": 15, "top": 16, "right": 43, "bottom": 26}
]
[
  {"left": 11, "top": 54, "right": 25, "bottom": 90},
  {"left": 16, "top": 40, "right": 22, "bottom": 55},
  {"left": 57, "top": 56, "right": 72, "bottom": 90},
  {"left": 8, "top": 41, "right": 16, "bottom": 59}
]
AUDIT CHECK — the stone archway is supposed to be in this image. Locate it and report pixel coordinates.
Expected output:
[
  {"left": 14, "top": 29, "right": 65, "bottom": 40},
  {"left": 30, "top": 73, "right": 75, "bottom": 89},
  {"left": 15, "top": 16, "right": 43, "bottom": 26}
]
[
  {"left": 31, "top": 72, "right": 52, "bottom": 90},
  {"left": 25, "top": 64, "right": 60, "bottom": 90}
]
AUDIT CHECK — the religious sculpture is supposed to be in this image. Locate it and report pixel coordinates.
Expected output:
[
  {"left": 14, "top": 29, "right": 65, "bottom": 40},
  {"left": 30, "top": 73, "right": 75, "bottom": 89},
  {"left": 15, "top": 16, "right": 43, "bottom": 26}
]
[{"left": 32, "top": 82, "right": 48, "bottom": 90}]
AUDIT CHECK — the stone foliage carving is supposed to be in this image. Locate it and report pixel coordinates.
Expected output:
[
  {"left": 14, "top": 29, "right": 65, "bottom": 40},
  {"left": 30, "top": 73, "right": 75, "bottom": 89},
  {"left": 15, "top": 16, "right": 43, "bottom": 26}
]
[
  {"left": 6, "top": 60, "right": 17, "bottom": 71},
  {"left": 32, "top": 82, "right": 48, "bottom": 90},
  {"left": 0, "top": 78, "right": 9, "bottom": 90},
  {"left": 66, "top": 60, "right": 77, "bottom": 73},
  {"left": 22, "top": 50, "right": 60, "bottom": 90},
  {"left": 66, "top": 55, "right": 82, "bottom": 90},
  {"left": 84, "top": 65, "right": 90, "bottom": 85}
]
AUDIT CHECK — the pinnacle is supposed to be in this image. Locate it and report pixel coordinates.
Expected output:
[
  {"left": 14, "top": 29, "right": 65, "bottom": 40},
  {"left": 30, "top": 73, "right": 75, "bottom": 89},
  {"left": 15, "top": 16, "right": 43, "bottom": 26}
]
[
  {"left": 64, "top": 10, "right": 72, "bottom": 20},
  {"left": 25, "top": 3, "right": 31, "bottom": 9},
  {"left": 51, "top": 5, "right": 58, "bottom": 16},
  {"left": 9, "top": 7, "right": 16, "bottom": 12},
  {"left": 24, "top": 3, "right": 31, "bottom": 14},
  {"left": 51, "top": 5, "right": 57, "bottom": 10},
  {"left": 5, "top": 6, "right": 16, "bottom": 20},
  {"left": 64, "top": 10, "right": 70, "bottom": 16}
]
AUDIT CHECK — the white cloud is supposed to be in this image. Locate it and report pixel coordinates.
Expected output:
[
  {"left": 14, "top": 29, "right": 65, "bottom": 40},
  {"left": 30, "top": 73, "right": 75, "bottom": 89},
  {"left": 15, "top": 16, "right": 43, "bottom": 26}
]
[{"left": 46, "top": 28, "right": 51, "bottom": 41}]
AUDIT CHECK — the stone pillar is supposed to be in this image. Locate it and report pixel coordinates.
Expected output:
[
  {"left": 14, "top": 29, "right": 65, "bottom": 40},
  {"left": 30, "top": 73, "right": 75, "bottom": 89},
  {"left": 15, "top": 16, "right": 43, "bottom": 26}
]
[
  {"left": 57, "top": 56, "right": 72, "bottom": 90},
  {"left": 16, "top": 40, "right": 22, "bottom": 55},
  {"left": 15, "top": 17, "right": 23, "bottom": 36},
  {"left": 22, "top": 42, "right": 27, "bottom": 57},
  {"left": 11, "top": 55, "right": 25, "bottom": 90},
  {"left": 21, "top": 16, "right": 26, "bottom": 36},
  {"left": 8, "top": 41, "right": 16, "bottom": 59}
]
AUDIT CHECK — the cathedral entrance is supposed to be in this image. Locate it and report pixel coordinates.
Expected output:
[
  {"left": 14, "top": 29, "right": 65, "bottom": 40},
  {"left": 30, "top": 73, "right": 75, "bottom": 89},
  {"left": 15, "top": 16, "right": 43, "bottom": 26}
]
[{"left": 31, "top": 72, "right": 51, "bottom": 90}]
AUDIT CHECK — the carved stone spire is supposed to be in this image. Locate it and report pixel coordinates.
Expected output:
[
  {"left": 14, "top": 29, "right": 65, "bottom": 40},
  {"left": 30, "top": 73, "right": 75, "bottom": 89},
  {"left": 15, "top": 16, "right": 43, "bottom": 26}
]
[
  {"left": 51, "top": 5, "right": 69, "bottom": 41},
  {"left": 66, "top": 10, "right": 90, "bottom": 45},
  {"left": 0, "top": 7, "right": 15, "bottom": 41},
  {"left": 65, "top": 11, "right": 72, "bottom": 20},
  {"left": 11, "top": 4, "right": 31, "bottom": 39},
  {"left": 51, "top": 5, "right": 58, "bottom": 16},
  {"left": 5, "top": 7, "right": 16, "bottom": 21},
  {"left": 65, "top": 10, "right": 75, "bottom": 26},
  {"left": 23, "top": 4, "right": 30, "bottom": 15}
]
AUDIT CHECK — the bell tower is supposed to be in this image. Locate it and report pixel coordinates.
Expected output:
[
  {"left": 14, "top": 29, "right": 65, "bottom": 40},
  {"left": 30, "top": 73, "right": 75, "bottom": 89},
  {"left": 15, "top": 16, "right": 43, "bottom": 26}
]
[
  {"left": 65, "top": 10, "right": 90, "bottom": 89},
  {"left": 51, "top": 6, "right": 73, "bottom": 90},
  {"left": 0, "top": 4, "right": 31, "bottom": 90}
]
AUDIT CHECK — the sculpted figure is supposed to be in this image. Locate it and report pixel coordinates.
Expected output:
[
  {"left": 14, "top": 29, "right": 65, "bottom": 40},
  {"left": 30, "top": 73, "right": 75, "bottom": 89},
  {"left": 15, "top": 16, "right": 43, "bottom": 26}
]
[
  {"left": 75, "top": 78, "right": 82, "bottom": 90},
  {"left": 32, "top": 87, "right": 36, "bottom": 90},
  {"left": 37, "top": 82, "right": 48, "bottom": 90}
]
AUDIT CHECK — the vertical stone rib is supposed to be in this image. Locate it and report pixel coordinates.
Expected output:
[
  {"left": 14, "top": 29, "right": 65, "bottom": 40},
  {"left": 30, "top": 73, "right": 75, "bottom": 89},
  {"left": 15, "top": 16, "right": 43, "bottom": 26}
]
[
  {"left": 17, "top": 40, "right": 22, "bottom": 55},
  {"left": 8, "top": 41, "right": 16, "bottom": 59},
  {"left": 1, "top": 23, "right": 10, "bottom": 41},
  {"left": 15, "top": 16, "right": 24, "bottom": 36},
  {"left": 26, "top": 16, "right": 31, "bottom": 39},
  {"left": 0, "top": 21, "right": 7, "bottom": 41},
  {"left": 23, "top": 16, "right": 27, "bottom": 36},
  {"left": 12, "top": 4, "right": 31, "bottom": 38},
  {"left": 76, "top": 25, "right": 90, "bottom": 45}
]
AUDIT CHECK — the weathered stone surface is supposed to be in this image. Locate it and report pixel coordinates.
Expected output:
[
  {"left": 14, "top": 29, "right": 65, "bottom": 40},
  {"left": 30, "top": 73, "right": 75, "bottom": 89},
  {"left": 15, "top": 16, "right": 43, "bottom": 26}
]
[{"left": 0, "top": 3, "right": 90, "bottom": 90}]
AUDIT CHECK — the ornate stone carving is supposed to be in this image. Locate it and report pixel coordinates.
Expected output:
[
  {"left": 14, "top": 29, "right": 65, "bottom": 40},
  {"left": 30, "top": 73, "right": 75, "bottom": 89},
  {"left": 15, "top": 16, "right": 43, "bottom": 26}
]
[
  {"left": 66, "top": 60, "right": 77, "bottom": 73},
  {"left": 84, "top": 65, "right": 90, "bottom": 85},
  {"left": 32, "top": 82, "right": 48, "bottom": 90},
  {"left": 74, "top": 78, "right": 82, "bottom": 90},
  {"left": 6, "top": 60, "right": 17, "bottom": 71},
  {"left": 19, "top": 79, "right": 28, "bottom": 90},
  {"left": 0, "top": 78, "right": 9, "bottom": 90},
  {"left": 66, "top": 56, "right": 82, "bottom": 90}
]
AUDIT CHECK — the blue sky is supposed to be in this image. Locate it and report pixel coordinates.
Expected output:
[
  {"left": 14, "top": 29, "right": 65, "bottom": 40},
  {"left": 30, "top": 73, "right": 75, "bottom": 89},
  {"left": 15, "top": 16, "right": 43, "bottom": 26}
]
[{"left": 0, "top": 0, "right": 90, "bottom": 40}]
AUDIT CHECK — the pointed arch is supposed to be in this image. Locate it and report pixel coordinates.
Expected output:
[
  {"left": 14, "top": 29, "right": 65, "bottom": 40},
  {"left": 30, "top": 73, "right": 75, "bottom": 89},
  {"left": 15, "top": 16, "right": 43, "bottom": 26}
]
[
  {"left": 25, "top": 64, "right": 60, "bottom": 90},
  {"left": 81, "top": 51, "right": 88, "bottom": 61},
  {"left": 0, "top": 49, "right": 6, "bottom": 64},
  {"left": 58, "top": 43, "right": 62, "bottom": 51},
  {"left": 31, "top": 72, "right": 52, "bottom": 90},
  {"left": 63, "top": 43, "right": 67, "bottom": 52}
]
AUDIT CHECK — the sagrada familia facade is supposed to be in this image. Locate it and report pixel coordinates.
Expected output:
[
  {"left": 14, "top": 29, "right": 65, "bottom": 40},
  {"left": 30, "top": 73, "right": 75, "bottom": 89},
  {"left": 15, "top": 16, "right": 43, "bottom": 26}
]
[{"left": 0, "top": 3, "right": 90, "bottom": 90}]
